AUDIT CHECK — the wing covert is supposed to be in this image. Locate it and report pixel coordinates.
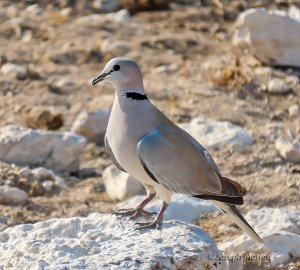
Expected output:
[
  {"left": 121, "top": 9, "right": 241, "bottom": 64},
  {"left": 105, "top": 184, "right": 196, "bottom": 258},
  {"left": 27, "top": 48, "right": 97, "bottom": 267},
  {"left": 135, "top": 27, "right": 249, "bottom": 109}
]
[{"left": 137, "top": 123, "right": 244, "bottom": 204}]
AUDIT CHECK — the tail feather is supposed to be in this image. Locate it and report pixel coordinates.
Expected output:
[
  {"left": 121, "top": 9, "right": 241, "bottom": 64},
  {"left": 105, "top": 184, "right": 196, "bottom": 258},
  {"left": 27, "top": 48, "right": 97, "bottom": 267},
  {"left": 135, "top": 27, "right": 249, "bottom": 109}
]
[{"left": 213, "top": 201, "right": 264, "bottom": 244}]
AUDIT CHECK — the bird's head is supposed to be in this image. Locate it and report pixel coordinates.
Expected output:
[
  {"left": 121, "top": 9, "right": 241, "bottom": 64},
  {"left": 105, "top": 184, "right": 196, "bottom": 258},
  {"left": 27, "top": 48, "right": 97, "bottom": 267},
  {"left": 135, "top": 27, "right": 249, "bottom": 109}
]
[{"left": 92, "top": 58, "right": 144, "bottom": 94}]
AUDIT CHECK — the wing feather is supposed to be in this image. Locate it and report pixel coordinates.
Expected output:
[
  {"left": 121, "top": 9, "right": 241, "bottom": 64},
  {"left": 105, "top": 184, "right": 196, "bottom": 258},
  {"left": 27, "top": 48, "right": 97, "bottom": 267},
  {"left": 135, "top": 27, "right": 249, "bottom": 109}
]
[{"left": 137, "top": 123, "right": 244, "bottom": 204}]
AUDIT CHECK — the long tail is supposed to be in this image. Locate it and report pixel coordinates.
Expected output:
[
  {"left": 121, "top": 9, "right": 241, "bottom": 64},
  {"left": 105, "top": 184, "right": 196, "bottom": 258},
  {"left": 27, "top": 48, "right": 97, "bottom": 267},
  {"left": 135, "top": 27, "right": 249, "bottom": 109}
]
[{"left": 213, "top": 201, "right": 264, "bottom": 244}]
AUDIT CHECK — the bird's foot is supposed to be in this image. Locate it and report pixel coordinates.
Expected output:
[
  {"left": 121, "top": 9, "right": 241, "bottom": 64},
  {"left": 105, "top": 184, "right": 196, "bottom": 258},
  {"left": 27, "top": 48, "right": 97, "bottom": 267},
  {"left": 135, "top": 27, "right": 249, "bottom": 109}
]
[
  {"left": 115, "top": 208, "right": 156, "bottom": 219},
  {"left": 134, "top": 218, "right": 163, "bottom": 230},
  {"left": 134, "top": 202, "right": 168, "bottom": 230}
]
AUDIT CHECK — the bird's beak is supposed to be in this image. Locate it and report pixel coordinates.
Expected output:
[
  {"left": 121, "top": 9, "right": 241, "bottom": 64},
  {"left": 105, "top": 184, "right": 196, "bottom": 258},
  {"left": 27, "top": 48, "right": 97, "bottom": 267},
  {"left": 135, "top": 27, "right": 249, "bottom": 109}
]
[{"left": 92, "top": 72, "right": 109, "bottom": 85}]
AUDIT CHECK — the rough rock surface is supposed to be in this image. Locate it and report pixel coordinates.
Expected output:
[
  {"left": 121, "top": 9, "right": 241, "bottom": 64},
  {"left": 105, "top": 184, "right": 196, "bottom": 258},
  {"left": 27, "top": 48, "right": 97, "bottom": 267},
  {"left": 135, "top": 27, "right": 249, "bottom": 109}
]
[
  {"left": 76, "top": 9, "right": 132, "bottom": 26},
  {"left": 288, "top": 104, "right": 300, "bottom": 118},
  {"left": 71, "top": 111, "right": 109, "bottom": 143},
  {"left": 275, "top": 137, "right": 300, "bottom": 163},
  {"left": 0, "top": 214, "right": 228, "bottom": 270},
  {"left": 0, "top": 62, "right": 27, "bottom": 80},
  {"left": 233, "top": 8, "right": 300, "bottom": 67},
  {"left": 31, "top": 167, "right": 66, "bottom": 190},
  {"left": 266, "top": 78, "right": 293, "bottom": 94},
  {"left": 179, "top": 117, "right": 254, "bottom": 150},
  {"left": 0, "top": 126, "right": 86, "bottom": 173},
  {"left": 219, "top": 207, "right": 300, "bottom": 265},
  {"left": 103, "top": 164, "right": 145, "bottom": 201},
  {"left": 118, "top": 194, "right": 217, "bottom": 223}
]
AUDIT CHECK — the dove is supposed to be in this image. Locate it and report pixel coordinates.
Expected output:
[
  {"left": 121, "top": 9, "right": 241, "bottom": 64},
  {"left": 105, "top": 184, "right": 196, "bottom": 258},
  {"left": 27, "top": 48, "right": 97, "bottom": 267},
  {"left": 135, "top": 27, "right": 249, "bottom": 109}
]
[{"left": 92, "top": 58, "right": 263, "bottom": 243}]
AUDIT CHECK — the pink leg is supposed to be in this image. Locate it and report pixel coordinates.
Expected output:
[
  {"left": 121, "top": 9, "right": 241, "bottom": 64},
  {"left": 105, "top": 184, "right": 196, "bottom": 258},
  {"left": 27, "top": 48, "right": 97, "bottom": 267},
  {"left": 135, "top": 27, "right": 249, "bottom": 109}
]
[
  {"left": 115, "top": 193, "right": 156, "bottom": 219},
  {"left": 135, "top": 202, "right": 168, "bottom": 230}
]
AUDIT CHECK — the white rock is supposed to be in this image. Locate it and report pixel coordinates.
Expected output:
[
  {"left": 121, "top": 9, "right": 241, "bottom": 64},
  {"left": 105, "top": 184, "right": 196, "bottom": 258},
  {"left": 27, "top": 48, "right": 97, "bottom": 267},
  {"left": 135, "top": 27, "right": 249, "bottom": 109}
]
[
  {"left": 154, "top": 63, "right": 179, "bottom": 74},
  {"left": 60, "top": 7, "right": 72, "bottom": 17},
  {"left": 179, "top": 117, "right": 254, "bottom": 150},
  {"left": 0, "top": 63, "right": 27, "bottom": 80},
  {"left": 106, "top": 9, "right": 131, "bottom": 24},
  {"left": 101, "top": 39, "right": 132, "bottom": 56},
  {"left": 55, "top": 77, "right": 74, "bottom": 88},
  {"left": 233, "top": 8, "right": 300, "bottom": 67},
  {"left": 42, "top": 180, "right": 54, "bottom": 192},
  {"left": 219, "top": 207, "right": 300, "bottom": 265},
  {"left": 0, "top": 186, "right": 28, "bottom": 205},
  {"left": 118, "top": 194, "right": 217, "bottom": 223},
  {"left": 5, "top": 5, "right": 19, "bottom": 18},
  {"left": 289, "top": 104, "right": 300, "bottom": 118},
  {"left": 71, "top": 111, "right": 109, "bottom": 143},
  {"left": 92, "top": 0, "right": 119, "bottom": 13},
  {"left": 76, "top": 9, "right": 132, "bottom": 26},
  {"left": 103, "top": 165, "right": 145, "bottom": 201},
  {"left": 24, "top": 4, "right": 43, "bottom": 16},
  {"left": 228, "top": 143, "right": 252, "bottom": 154},
  {"left": 275, "top": 137, "right": 300, "bottom": 163},
  {"left": 0, "top": 214, "right": 228, "bottom": 270},
  {"left": 0, "top": 126, "right": 86, "bottom": 173},
  {"left": 266, "top": 78, "right": 292, "bottom": 94},
  {"left": 22, "top": 30, "right": 32, "bottom": 42},
  {"left": 31, "top": 167, "right": 66, "bottom": 189}
]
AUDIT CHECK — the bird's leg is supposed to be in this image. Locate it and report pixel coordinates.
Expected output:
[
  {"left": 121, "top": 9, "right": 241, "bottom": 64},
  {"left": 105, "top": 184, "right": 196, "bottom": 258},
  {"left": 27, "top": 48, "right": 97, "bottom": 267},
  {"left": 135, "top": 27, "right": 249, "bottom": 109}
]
[
  {"left": 115, "top": 193, "right": 156, "bottom": 219},
  {"left": 135, "top": 202, "right": 168, "bottom": 230}
]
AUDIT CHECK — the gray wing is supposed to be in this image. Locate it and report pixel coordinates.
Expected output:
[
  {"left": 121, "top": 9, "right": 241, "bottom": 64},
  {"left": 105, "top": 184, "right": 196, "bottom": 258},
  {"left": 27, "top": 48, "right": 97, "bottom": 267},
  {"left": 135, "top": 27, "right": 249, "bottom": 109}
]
[
  {"left": 137, "top": 123, "right": 244, "bottom": 204},
  {"left": 104, "top": 134, "right": 126, "bottom": 172}
]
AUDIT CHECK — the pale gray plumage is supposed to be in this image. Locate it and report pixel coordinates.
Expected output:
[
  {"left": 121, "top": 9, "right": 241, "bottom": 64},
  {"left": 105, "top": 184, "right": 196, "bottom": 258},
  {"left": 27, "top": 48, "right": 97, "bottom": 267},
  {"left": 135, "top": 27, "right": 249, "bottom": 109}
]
[{"left": 92, "top": 58, "right": 263, "bottom": 243}]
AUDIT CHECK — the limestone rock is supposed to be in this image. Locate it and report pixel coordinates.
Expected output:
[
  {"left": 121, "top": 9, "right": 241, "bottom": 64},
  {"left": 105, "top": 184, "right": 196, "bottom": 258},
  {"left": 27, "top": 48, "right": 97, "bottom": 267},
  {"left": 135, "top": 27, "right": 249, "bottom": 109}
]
[
  {"left": 0, "top": 63, "right": 27, "bottom": 80},
  {"left": 233, "top": 8, "right": 300, "bottom": 67},
  {"left": 71, "top": 111, "right": 109, "bottom": 143},
  {"left": 101, "top": 39, "right": 132, "bottom": 57},
  {"left": 105, "top": 9, "right": 132, "bottom": 24},
  {"left": 0, "top": 214, "right": 228, "bottom": 270},
  {"left": 5, "top": 5, "right": 19, "bottom": 18},
  {"left": 103, "top": 164, "right": 145, "bottom": 201},
  {"left": 0, "top": 126, "right": 86, "bottom": 173},
  {"left": 275, "top": 137, "right": 300, "bottom": 163},
  {"left": 219, "top": 207, "right": 300, "bottom": 265},
  {"left": 76, "top": 9, "right": 132, "bottom": 26},
  {"left": 118, "top": 194, "right": 217, "bottom": 223},
  {"left": 179, "top": 117, "right": 254, "bottom": 150},
  {"left": 92, "top": 0, "right": 119, "bottom": 13},
  {"left": 266, "top": 78, "right": 293, "bottom": 95},
  {"left": 0, "top": 186, "right": 28, "bottom": 205},
  {"left": 288, "top": 104, "right": 300, "bottom": 118},
  {"left": 31, "top": 167, "right": 66, "bottom": 190},
  {"left": 154, "top": 63, "right": 179, "bottom": 74}
]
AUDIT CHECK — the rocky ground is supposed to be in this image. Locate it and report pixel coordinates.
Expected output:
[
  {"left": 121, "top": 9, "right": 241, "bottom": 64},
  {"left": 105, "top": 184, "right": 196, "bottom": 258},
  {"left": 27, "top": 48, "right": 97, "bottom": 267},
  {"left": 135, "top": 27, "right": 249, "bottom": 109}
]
[{"left": 0, "top": 0, "right": 300, "bottom": 269}]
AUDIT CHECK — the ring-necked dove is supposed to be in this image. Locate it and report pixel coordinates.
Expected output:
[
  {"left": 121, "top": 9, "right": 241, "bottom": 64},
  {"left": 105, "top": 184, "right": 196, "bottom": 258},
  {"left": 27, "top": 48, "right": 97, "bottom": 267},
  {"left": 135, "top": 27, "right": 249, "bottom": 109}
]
[{"left": 92, "top": 58, "right": 263, "bottom": 243}]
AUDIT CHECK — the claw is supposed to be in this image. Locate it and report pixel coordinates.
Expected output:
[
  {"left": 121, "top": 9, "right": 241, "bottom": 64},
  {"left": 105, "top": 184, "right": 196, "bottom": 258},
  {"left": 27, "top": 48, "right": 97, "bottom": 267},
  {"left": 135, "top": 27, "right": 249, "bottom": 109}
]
[
  {"left": 134, "top": 219, "right": 162, "bottom": 230},
  {"left": 114, "top": 193, "right": 157, "bottom": 219},
  {"left": 134, "top": 202, "right": 168, "bottom": 230},
  {"left": 115, "top": 208, "right": 156, "bottom": 220},
  {"left": 129, "top": 210, "right": 157, "bottom": 220}
]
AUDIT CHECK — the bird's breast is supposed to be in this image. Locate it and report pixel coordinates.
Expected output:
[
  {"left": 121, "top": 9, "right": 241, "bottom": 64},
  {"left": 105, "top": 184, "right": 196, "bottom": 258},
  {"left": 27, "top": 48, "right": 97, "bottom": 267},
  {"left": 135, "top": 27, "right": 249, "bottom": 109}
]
[{"left": 106, "top": 99, "right": 158, "bottom": 184}]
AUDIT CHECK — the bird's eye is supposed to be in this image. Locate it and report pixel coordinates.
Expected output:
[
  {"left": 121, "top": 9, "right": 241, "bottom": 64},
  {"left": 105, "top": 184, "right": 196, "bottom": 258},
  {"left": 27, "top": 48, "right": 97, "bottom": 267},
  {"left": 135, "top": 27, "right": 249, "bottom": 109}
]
[{"left": 113, "top": 65, "right": 120, "bottom": 71}]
